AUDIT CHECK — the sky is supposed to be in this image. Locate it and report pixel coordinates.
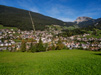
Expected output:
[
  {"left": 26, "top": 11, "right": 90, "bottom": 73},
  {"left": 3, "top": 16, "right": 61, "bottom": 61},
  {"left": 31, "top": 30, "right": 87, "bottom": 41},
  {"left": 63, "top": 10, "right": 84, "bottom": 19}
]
[{"left": 0, "top": 0, "right": 101, "bottom": 22}]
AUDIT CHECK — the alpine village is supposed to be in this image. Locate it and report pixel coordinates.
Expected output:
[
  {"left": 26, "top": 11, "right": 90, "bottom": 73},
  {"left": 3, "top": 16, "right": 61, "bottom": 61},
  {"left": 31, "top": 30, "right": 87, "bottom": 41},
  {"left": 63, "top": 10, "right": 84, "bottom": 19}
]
[
  {"left": 0, "top": 5, "right": 101, "bottom": 52},
  {"left": 0, "top": 1, "right": 101, "bottom": 75}
]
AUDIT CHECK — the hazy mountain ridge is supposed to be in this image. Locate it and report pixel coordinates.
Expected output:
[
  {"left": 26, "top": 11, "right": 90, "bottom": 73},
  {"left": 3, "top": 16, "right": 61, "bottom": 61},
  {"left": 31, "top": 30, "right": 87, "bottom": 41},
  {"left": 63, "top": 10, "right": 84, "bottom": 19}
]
[{"left": 74, "top": 17, "right": 101, "bottom": 28}]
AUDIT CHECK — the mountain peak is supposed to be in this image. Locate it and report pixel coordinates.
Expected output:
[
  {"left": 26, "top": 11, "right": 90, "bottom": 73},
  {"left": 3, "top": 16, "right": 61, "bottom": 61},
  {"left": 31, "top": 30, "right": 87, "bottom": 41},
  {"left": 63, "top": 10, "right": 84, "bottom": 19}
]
[{"left": 74, "top": 16, "right": 93, "bottom": 24}]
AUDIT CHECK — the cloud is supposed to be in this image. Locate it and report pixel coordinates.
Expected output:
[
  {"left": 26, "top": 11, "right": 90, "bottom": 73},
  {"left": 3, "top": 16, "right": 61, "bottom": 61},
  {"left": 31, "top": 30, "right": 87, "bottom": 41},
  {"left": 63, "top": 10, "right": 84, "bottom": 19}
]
[
  {"left": 46, "top": 7, "right": 60, "bottom": 16},
  {"left": 45, "top": 4, "right": 77, "bottom": 21},
  {"left": 0, "top": 0, "right": 17, "bottom": 6},
  {"left": 1, "top": 0, "right": 100, "bottom": 21},
  {"left": 29, "top": 7, "right": 39, "bottom": 12},
  {"left": 0, "top": 0, "right": 7, "bottom": 5},
  {"left": 59, "top": 0, "right": 70, "bottom": 2},
  {"left": 78, "top": 1, "right": 101, "bottom": 18},
  {"left": 0, "top": 0, "right": 80, "bottom": 21},
  {"left": 17, "top": 0, "right": 40, "bottom": 13},
  {"left": 57, "top": 17, "right": 75, "bottom": 22},
  {"left": 16, "top": 0, "right": 76, "bottom": 21},
  {"left": 79, "top": 3, "right": 101, "bottom": 18}
]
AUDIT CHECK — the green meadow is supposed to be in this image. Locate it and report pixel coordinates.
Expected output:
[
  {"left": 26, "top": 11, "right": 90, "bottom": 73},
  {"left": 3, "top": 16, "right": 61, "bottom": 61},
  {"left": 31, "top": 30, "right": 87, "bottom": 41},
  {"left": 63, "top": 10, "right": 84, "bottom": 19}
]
[
  {"left": 0, "top": 50, "right": 101, "bottom": 75},
  {"left": 0, "top": 25, "right": 18, "bottom": 30}
]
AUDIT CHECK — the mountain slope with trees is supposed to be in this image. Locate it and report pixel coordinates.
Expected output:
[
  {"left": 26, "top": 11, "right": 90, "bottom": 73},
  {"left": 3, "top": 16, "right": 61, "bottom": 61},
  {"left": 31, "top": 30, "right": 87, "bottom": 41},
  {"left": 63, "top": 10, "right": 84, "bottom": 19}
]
[
  {"left": 0, "top": 5, "right": 100, "bottom": 30},
  {"left": 0, "top": 5, "right": 71, "bottom": 30}
]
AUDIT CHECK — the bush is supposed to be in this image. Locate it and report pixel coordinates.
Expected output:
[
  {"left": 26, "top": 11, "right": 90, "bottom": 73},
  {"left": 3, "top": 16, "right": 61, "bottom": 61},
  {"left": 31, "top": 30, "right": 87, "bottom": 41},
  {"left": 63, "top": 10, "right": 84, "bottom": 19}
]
[
  {"left": 21, "top": 40, "right": 26, "bottom": 52},
  {"left": 55, "top": 38, "right": 64, "bottom": 50},
  {"left": 56, "top": 44, "right": 64, "bottom": 50},
  {"left": 63, "top": 45, "right": 68, "bottom": 49},
  {"left": 31, "top": 44, "right": 36, "bottom": 53}
]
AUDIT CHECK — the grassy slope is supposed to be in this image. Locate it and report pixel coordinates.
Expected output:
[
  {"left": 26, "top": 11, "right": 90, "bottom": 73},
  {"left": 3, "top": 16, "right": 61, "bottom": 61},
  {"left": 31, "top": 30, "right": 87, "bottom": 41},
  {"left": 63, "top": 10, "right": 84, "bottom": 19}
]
[
  {"left": 66, "top": 25, "right": 79, "bottom": 30},
  {"left": 0, "top": 50, "right": 101, "bottom": 75},
  {"left": 0, "top": 25, "right": 18, "bottom": 30},
  {"left": 86, "top": 29, "right": 101, "bottom": 38},
  {"left": 86, "top": 35, "right": 101, "bottom": 38}
]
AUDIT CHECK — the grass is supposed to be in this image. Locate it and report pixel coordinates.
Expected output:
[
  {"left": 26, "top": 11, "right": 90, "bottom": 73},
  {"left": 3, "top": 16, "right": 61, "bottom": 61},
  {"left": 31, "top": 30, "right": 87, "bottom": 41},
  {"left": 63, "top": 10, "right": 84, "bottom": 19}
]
[
  {"left": 86, "top": 34, "right": 101, "bottom": 38},
  {"left": 0, "top": 25, "right": 18, "bottom": 30},
  {"left": 0, "top": 50, "right": 101, "bottom": 75},
  {"left": 86, "top": 29, "right": 101, "bottom": 38},
  {"left": 14, "top": 39, "right": 22, "bottom": 42},
  {"left": 66, "top": 25, "right": 79, "bottom": 30}
]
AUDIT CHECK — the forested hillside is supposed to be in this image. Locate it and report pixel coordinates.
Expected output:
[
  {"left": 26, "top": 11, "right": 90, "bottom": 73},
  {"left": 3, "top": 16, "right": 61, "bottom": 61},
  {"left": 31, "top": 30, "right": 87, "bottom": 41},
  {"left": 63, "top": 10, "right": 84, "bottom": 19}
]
[{"left": 0, "top": 5, "right": 70, "bottom": 30}]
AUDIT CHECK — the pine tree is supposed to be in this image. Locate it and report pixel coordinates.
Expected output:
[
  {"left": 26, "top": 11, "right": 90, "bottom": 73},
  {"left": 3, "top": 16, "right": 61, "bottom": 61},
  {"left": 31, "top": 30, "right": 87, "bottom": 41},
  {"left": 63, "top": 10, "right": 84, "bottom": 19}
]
[
  {"left": 31, "top": 44, "right": 36, "bottom": 53},
  {"left": 44, "top": 43, "right": 48, "bottom": 51},
  {"left": 21, "top": 40, "right": 26, "bottom": 52},
  {"left": 52, "top": 44, "right": 56, "bottom": 50},
  {"left": 36, "top": 38, "right": 45, "bottom": 52}
]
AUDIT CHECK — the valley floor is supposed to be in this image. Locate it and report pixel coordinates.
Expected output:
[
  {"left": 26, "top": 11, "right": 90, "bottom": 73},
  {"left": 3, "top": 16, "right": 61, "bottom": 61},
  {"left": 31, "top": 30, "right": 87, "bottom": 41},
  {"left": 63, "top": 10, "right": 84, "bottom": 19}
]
[{"left": 0, "top": 50, "right": 101, "bottom": 75}]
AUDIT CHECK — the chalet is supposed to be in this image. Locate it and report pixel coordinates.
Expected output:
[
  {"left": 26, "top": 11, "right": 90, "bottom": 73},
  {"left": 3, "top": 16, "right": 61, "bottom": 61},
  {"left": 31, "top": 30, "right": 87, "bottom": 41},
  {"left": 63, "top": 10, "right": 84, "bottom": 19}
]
[
  {"left": 0, "top": 43, "right": 4, "bottom": 46},
  {"left": 0, "top": 31, "right": 2, "bottom": 35},
  {"left": 0, "top": 36, "right": 2, "bottom": 39}
]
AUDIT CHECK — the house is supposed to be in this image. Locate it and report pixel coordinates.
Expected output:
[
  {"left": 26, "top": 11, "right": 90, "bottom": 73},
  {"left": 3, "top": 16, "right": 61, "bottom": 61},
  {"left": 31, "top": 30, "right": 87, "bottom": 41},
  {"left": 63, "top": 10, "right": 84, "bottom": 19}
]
[
  {"left": 0, "top": 43, "right": 4, "bottom": 46},
  {"left": 0, "top": 36, "right": 2, "bottom": 39},
  {"left": 5, "top": 43, "right": 9, "bottom": 46},
  {"left": 0, "top": 31, "right": 2, "bottom": 35}
]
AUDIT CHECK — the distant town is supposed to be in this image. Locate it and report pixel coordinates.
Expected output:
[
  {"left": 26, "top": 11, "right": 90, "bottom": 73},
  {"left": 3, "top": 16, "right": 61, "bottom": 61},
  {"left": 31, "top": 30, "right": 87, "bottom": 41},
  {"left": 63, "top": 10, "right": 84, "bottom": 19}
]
[{"left": 0, "top": 25, "right": 101, "bottom": 52}]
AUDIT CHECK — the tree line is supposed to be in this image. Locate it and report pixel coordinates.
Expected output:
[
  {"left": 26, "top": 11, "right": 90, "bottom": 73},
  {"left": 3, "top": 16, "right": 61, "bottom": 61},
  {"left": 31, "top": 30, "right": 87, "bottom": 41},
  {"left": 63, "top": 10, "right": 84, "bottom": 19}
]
[{"left": 20, "top": 38, "right": 66, "bottom": 53}]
